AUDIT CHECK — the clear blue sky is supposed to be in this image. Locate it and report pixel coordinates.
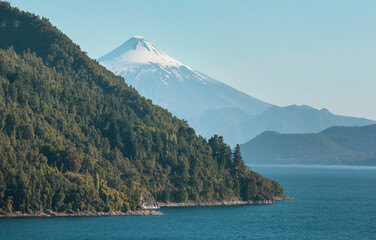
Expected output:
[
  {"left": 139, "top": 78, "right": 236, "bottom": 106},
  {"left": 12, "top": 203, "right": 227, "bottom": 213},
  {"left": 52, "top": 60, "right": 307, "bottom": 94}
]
[{"left": 7, "top": 0, "right": 376, "bottom": 119}]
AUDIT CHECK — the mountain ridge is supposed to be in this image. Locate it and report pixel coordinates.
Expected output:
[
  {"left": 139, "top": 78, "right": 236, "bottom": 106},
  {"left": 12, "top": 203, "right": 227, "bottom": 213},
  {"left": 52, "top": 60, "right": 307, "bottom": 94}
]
[{"left": 240, "top": 124, "right": 376, "bottom": 165}]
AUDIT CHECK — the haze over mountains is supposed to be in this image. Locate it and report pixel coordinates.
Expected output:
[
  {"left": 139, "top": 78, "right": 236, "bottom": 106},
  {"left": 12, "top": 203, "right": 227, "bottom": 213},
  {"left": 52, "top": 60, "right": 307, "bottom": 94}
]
[
  {"left": 240, "top": 124, "right": 376, "bottom": 166},
  {"left": 99, "top": 37, "right": 374, "bottom": 146}
]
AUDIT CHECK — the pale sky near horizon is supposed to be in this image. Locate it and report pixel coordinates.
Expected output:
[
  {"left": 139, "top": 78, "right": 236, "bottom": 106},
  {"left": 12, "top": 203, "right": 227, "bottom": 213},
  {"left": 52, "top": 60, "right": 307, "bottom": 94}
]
[{"left": 6, "top": 0, "right": 376, "bottom": 120}]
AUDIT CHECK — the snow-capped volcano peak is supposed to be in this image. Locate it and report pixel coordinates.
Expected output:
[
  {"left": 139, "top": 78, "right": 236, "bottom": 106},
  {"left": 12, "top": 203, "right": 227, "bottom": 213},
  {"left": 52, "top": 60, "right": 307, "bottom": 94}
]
[
  {"left": 98, "top": 36, "right": 190, "bottom": 74},
  {"left": 132, "top": 35, "right": 145, "bottom": 39}
]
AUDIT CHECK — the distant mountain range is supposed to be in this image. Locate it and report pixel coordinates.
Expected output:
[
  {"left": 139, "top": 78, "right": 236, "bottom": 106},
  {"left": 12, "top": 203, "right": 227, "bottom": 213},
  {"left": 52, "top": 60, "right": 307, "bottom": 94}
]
[
  {"left": 99, "top": 37, "right": 375, "bottom": 146},
  {"left": 240, "top": 124, "right": 376, "bottom": 166}
]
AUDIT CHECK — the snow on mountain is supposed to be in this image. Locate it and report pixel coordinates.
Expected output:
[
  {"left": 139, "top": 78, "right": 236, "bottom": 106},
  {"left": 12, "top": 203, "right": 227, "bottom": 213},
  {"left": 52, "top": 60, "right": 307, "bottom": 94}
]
[
  {"left": 98, "top": 37, "right": 271, "bottom": 124},
  {"left": 99, "top": 37, "right": 375, "bottom": 146},
  {"left": 99, "top": 36, "right": 191, "bottom": 73}
]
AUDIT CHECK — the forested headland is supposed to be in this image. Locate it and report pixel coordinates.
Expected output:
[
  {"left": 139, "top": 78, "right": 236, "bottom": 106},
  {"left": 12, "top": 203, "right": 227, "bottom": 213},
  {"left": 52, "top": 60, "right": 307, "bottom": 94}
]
[{"left": 0, "top": 2, "right": 285, "bottom": 214}]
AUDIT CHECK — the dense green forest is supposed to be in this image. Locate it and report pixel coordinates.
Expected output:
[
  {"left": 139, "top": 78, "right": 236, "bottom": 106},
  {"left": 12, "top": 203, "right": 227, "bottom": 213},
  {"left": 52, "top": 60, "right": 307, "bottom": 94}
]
[
  {"left": 0, "top": 2, "right": 284, "bottom": 214},
  {"left": 241, "top": 124, "right": 376, "bottom": 165}
]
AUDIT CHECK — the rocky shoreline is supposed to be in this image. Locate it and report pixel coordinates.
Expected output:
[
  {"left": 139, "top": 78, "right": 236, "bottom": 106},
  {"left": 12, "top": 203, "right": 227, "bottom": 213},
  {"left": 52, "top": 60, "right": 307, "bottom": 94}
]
[
  {"left": 156, "top": 196, "right": 293, "bottom": 208},
  {"left": 275, "top": 196, "right": 294, "bottom": 201},
  {"left": 1, "top": 196, "right": 293, "bottom": 218},
  {"left": 0, "top": 209, "right": 163, "bottom": 218},
  {"left": 158, "top": 200, "right": 273, "bottom": 207}
]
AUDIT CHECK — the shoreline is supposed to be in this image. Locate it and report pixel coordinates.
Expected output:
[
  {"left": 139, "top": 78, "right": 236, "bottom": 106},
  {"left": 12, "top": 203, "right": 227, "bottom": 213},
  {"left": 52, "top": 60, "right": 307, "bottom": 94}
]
[
  {"left": 1, "top": 196, "right": 293, "bottom": 218},
  {"left": 0, "top": 209, "right": 163, "bottom": 218},
  {"left": 157, "top": 196, "right": 293, "bottom": 208}
]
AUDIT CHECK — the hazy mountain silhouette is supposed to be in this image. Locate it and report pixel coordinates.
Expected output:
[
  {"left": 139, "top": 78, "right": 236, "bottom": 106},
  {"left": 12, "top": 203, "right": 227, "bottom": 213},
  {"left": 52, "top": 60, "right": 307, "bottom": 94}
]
[{"left": 240, "top": 124, "right": 376, "bottom": 165}]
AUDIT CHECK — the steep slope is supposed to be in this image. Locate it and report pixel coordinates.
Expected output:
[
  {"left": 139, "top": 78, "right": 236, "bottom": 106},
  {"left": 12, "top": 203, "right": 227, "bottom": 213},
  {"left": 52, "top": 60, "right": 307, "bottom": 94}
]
[
  {"left": 0, "top": 2, "right": 285, "bottom": 214},
  {"left": 240, "top": 124, "right": 376, "bottom": 166},
  {"left": 99, "top": 38, "right": 374, "bottom": 146}
]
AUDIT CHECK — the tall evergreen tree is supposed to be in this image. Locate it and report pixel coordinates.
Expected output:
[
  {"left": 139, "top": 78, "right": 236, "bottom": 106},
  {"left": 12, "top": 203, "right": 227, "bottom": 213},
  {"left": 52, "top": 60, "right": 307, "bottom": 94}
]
[{"left": 233, "top": 144, "right": 244, "bottom": 168}]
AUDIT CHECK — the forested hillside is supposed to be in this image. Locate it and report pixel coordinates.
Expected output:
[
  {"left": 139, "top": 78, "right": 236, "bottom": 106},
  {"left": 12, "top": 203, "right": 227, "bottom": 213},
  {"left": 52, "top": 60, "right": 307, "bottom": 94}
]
[
  {"left": 0, "top": 2, "right": 284, "bottom": 214},
  {"left": 240, "top": 124, "right": 376, "bottom": 165}
]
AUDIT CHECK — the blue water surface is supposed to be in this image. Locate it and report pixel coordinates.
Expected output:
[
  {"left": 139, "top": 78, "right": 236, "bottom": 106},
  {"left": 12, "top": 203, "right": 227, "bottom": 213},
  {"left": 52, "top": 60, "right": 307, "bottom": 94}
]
[{"left": 1, "top": 165, "right": 375, "bottom": 239}]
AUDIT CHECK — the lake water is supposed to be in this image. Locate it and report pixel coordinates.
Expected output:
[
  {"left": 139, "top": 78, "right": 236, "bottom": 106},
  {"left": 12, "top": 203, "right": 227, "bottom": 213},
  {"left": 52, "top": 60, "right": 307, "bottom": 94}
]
[{"left": 1, "top": 165, "right": 376, "bottom": 239}]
